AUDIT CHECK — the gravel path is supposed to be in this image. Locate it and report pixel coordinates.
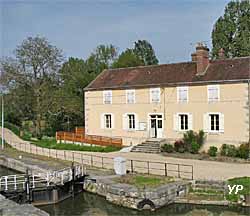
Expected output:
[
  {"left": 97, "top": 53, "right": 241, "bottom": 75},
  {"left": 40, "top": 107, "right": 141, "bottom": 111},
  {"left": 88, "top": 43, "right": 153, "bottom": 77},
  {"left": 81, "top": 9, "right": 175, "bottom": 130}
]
[{"left": 1, "top": 127, "right": 250, "bottom": 180}]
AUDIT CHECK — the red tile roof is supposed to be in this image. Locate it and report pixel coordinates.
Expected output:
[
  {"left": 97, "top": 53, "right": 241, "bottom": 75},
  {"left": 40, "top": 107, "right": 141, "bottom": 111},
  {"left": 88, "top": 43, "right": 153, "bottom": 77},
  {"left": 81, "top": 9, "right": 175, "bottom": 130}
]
[{"left": 85, "top": 57, "right": 250, "bottom": 91}]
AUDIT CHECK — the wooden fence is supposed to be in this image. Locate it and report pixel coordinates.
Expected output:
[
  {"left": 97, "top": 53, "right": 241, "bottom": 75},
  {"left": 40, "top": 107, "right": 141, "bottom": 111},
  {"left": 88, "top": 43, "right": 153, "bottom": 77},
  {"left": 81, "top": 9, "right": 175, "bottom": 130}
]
[
  {"left": 8, "top": 141, "right": 194, "bottom": 180},
  {"left": 56, "top": 127, "right": 122, "bottom": 147}
]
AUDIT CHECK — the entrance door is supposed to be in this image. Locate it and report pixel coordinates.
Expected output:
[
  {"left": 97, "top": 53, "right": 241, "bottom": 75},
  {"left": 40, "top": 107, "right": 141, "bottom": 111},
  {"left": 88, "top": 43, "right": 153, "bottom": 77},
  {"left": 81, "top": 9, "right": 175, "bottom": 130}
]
[{"left": 150, "top": 115, "right": 163, "bottom": 138}]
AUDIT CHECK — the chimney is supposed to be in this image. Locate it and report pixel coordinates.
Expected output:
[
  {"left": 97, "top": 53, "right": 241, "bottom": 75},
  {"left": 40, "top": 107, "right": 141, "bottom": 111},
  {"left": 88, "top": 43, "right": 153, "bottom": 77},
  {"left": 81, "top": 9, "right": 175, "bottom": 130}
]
[
  {"left": 191, "top": 53, "right": 197, "bottom": 62},
  {"left": 194, "top": 42, "right": 210, "bottom": 75},
  {"left": 218, "top": 48, "right": 225, "bottom": 59}
]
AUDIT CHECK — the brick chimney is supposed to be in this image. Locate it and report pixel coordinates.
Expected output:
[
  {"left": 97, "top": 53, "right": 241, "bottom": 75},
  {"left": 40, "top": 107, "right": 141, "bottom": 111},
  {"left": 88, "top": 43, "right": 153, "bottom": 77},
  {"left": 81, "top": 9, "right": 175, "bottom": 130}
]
[
  {"left": 218, "top": 48, "right": 225, "bottom": 59},
  {"left": 193, "top": 43, "right": 210, "bottom": 75}
]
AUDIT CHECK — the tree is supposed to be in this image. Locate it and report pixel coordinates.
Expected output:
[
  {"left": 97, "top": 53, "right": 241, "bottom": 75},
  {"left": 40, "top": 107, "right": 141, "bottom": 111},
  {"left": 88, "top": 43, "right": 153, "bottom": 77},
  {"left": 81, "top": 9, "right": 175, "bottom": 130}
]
[
  {"left": 133, "top": 40, "right": 159, "bottom": 65},
  {"left": 212, "top": 0, "right": 250, "bottom": 58},
  {"left": 1, "top": 36, "right": 63, "bottom": 138},
  {"left": 112, "top": 49, "right": 144, "bottom": 68}
]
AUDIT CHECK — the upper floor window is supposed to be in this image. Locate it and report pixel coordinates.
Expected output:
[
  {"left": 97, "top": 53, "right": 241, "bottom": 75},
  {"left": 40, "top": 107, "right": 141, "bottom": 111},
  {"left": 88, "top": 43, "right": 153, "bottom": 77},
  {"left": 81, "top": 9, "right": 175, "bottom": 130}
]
[
  {"left": 150, "top": 88, "right": 160, "bottom": 103},
  {"left": 103, "top": 90, "right": 112, "bottom": 104},
  {"left": 207, "top": 85, "right": 220, "bottom": 102},
  {"left": 126, "top": 89, "right": 135, "bottom": 104},
  {"left": 177, "top": 86, "right": 188, "bottom": 103}
]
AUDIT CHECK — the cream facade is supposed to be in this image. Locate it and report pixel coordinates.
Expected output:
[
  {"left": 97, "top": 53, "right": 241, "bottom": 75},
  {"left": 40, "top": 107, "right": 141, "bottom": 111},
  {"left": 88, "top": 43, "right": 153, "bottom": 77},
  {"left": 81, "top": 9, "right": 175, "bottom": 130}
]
[{"left": 85, "top": 82, "right": 249, "bottom": 150}]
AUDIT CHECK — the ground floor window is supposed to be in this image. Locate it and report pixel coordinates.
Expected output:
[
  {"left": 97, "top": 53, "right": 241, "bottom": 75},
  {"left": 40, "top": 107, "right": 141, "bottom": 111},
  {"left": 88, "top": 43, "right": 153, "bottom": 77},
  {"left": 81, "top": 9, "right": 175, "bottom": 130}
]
[
  {"left": 210, "top": 114, "right": 219, "bottom": 131},
  {"left": 179, "top": 114, "right": 188, "bottom": 131},
  {"left": 104, "top": 114, "right": 112, "bottom": 129},
  {"left": 128, "top": 114, "right": 135, "bottom": 129}
]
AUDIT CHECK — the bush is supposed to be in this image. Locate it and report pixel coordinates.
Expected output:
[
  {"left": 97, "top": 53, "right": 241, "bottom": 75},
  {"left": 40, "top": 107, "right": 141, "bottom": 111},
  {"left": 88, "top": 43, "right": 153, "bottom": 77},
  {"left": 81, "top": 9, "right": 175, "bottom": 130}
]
[
  {"left": 4, "top": 122, "right": 20, "bottom": 136},
  {"left": 183, "top": 130, "right": 196, "bottom": 151},
  {"left": 237, "top": 143, "right": 249, "bottom": 159},
  {"left": 174, "top": 140, "right": 185, "bottom": 153},
  {"left": 208, "top": 146, "right": 218, "bottom": 157},
  {"left": 220, "top": 144, "right": 228, "bottom": 156},
  {"left": 190, "top": 141, "right": 200, "bottom": 154},
  {"left": 161, "top": 144, "right": 174, "bottom": 153},
  {"left": 227, "top": 145, "right": 238, "bottom": 157}
]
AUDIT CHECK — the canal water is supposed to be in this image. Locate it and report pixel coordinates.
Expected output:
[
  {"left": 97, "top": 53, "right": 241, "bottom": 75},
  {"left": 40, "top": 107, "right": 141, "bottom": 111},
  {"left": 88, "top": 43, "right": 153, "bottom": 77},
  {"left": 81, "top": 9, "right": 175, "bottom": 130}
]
[{"left": 1, "top": 166, "right": 249, "bottom": 216}]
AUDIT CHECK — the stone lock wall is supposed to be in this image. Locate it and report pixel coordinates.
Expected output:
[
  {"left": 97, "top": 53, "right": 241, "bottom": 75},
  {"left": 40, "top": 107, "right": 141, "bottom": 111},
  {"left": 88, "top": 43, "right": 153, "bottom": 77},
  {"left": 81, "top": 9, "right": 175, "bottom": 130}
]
[{"left": 83, "top": 178, "right": 190, "bottom": 210}]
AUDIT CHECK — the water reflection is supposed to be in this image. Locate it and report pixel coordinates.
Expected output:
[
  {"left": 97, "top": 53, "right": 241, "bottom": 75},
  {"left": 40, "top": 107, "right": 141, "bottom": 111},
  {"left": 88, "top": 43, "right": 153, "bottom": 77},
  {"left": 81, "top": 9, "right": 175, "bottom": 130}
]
[{"left": 39, "top": 192, "right": 250, "bottom": 216}]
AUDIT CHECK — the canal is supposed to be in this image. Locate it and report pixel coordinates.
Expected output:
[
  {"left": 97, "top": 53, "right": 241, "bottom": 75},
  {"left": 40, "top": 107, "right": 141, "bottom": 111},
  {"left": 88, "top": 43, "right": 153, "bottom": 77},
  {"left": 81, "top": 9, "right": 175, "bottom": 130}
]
[{"left": 0, "top": 166, "right": 249, "bottom": 216}]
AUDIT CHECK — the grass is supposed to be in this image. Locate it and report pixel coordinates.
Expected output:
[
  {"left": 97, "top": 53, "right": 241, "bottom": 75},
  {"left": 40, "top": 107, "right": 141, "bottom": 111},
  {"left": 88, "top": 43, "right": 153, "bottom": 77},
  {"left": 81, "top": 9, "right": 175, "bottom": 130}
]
[
  {"left": 226, "top": 177, "right": 250, "bottom": 202},
  {"left": 188, "top": 187, "right": 225, "bottom": 201},
  {"left": 114, "top": 174, "right": 174, "bottom": 188},
  {"left": 32, "top": 139, "right": 121, "bottom": 153}
]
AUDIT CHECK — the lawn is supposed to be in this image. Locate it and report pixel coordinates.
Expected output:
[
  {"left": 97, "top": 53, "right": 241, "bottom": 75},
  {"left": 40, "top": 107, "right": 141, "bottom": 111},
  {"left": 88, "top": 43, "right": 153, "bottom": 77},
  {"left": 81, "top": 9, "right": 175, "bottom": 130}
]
[
  {"left": 32, "top": 139, "right": 121, "bottom": 153},
  {"left": 226, "top": 177, "right": 250, "bottom": 202},
  {"left": 114, "top": 174, "right": 174, "bottom": 188}
]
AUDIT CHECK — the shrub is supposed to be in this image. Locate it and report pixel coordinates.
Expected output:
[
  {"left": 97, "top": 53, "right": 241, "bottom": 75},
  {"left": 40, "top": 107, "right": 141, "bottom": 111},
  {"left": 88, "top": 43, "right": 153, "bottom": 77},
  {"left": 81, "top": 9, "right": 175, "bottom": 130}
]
[
  {"left": 208, "top": 146, "right": 218, "bottom": 157},
  {"left": 190, "top": 141, "right": 200, "bottom": 154},
  {"left": 227, "top": 145, "right": 238, "bottom": 157},
  {"left": 237, "top": 143, "right": 249, "bottom": 159},
  {"left": 197, "top": 130, "right": 205, "bottom": 146},
  {"left": 220, "top": 144, "right": 228, "bottom": 156},
  {"left": 174, "top": 140, "right": 185, "bottom": 153},
  {"left": 161, "top": 144, "right": 174, "bottom": 153}
]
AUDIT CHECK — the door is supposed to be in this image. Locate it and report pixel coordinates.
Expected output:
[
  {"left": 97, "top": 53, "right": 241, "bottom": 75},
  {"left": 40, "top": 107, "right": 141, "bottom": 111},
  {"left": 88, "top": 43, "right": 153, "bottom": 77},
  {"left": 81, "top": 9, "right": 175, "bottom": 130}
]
[{"left": 150, "top": 115, "right": 163, "bottom": 138}]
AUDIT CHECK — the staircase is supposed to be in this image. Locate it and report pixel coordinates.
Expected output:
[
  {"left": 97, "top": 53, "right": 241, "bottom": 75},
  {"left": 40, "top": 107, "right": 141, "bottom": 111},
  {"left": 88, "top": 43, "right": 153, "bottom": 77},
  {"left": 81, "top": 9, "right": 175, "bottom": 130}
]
[{"left": 131, "top": 139, "right": 165, "bottom": 154}]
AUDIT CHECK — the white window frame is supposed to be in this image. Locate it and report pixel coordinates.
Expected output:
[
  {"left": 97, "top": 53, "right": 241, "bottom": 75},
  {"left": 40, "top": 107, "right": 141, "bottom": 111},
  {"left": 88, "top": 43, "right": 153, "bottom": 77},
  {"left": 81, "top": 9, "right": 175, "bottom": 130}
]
[
  {"left": 207, "top": 85, "right": 220, "bottom": 102},
  {"left": 103, "top": 90, "right": 112, "bottom": 104},
  {"left": 174, "top": 113, "right": 192, "bottom": 132},
  {"left": 204, "top": 112, "right": 224, "bottom": 133},
  {"left": 101, "top": 113, "right": 114, "bottom": 129},
  {"left": 126, "top": 89, "right": 135, "bottom": 104},
  {"left": 150, "top": 88, "right": 161, "bottom": 103},
  {"left": 177, "top": 86, "right": 188, "bottom": 103},
  {"left": 123, "top": 113, "right": 138, "bottom": 131}
]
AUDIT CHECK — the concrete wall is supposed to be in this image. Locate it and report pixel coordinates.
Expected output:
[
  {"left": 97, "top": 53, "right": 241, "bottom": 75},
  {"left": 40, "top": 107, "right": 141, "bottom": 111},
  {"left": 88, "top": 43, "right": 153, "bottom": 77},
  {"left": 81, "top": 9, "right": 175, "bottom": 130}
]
[{"left": 85, "top": 83, "right": 249, "bottom": 150}]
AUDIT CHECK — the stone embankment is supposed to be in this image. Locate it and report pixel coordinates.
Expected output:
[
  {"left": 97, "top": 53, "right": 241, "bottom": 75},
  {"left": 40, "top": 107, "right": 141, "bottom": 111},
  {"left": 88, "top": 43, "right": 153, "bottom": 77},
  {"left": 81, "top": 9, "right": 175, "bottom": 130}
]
[
  {"left": 0, "top": 194, "right": 49, "bottom": 216},
  {"left": 83, "top": 174, "right": 190, "bottom": 210}
]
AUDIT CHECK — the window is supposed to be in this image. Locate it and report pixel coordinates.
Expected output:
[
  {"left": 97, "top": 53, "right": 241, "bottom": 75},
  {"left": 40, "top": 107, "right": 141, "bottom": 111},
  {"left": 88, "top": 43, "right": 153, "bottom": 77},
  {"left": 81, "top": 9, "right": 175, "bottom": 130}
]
[
  {"left": 177, "top": 86, "right": 188, "bottom": 103},
  {"left": 174, "top": 113, "right": 192, "bottom": 131},
  {"left": 104, "top": 114, "right": 112, "bottom": 129},
  {"left": 208, "top": 85, "right": 219, "bottom": 102},
  {"left": 203, "top": 112, "right": 224, "bottom": 133},
  {"left": 210, "top": 114, "right": 219, "bottom": 131},
  {"left": 123, "top": 113, "right": 138, "bottom": 130},
  {"left": 126, "top": 89, "right": 135, "bottom": 104},
  {"left": 103, "top": 90, "right": 112, "bottom": 104},
  {"left": 180, "top": 114, "right": 188, "bottom": 131},
  {"left": 150, "top": 88, "right": 160, "bottom": 103},
  {"left": 128, "top": 114, "right": 135, "bottom": 129}
]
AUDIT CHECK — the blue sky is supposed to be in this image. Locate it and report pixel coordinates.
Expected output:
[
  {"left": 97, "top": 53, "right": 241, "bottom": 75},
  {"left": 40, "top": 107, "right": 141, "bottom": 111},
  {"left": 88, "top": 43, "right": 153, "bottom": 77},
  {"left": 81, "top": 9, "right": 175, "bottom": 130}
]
[{"left": 1, "top": 0, "right": 230, "bottom": 63}]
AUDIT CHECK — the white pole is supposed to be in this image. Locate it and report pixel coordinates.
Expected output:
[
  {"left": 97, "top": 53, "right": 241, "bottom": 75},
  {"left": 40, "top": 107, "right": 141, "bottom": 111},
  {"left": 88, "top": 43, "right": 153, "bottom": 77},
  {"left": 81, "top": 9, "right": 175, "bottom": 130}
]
[{"left": 1, "top": 95, "right": 4, "bottom": 150}]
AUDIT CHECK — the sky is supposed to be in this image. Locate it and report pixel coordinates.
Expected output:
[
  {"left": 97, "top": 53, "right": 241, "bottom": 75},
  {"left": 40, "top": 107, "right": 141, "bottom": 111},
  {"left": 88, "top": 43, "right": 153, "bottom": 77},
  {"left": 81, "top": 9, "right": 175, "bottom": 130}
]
[{"left": 1, "top": 0, "right": 230, "bottom": 63}]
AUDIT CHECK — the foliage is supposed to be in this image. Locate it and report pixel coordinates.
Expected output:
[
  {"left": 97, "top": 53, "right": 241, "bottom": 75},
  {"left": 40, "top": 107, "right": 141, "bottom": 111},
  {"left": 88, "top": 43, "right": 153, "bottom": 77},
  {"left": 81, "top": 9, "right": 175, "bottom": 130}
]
[
  {"left": 237, "top": 143, "right": 249, "bottom": 159},
  {"left": 208, "top": 146, "right": 218, "bottom": 157},
  {"left": 161, "top": 144, "right": 174, "bottom": 153},
  {"left": 190, "top": 141, "right": 200, "bottom": 154},
  {"left": 212, "top": 0, "right": 250, "bottom": 58},
  {"left": 4, "top": 122, "right": 20, "bottom": 136},
  {"left": 133, "top": 40, "right": 159, "bottom": 65},
  {"left": 174, "top": 140, "right": 185, "bottom": 153},
  {"left": 32, "top": 139, "right": 121, "bottom": 152},
  {"left": 226, "top": 177, "right": 250, "bottom": 202},
  {"left": 112, "top": 49, "right": 144, "bottom": 68},
  {"left": 182, "top": 130, "right": 205, "bottom": 153}
]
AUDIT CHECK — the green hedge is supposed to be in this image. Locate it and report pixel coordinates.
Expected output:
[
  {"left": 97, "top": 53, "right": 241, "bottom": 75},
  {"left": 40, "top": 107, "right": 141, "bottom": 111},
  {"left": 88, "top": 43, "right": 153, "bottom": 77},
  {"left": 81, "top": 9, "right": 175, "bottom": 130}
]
[{"left": 3, "top": 122, "right": 20, "bottom": 136}]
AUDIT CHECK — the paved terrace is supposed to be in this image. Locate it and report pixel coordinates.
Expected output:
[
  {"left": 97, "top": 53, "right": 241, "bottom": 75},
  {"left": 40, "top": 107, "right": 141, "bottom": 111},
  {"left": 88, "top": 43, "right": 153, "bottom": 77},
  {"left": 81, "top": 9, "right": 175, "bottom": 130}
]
[{"left": 1, "top": 127, "right": 250, "bottom": 180}]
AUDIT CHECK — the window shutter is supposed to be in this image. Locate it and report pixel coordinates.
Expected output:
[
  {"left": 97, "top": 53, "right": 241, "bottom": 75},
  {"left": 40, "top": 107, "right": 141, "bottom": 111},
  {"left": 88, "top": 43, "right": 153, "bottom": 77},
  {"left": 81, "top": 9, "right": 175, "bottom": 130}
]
[
  {"left": 135, "top": 113, "right": 139, "bottom": 130},
  {"left": 100, "top": 114, "right": 104, "bottom": 129},
  {"left": 111, "top": 114, "right": 115, "bottom": 129},
  {"left": 122, "top": 114, "right": 128, "bottom": 130},
  {"left": 188, "top": 113, "right": 193, "bottom": 130},
  {"left": 203, "top": 113, "right": 209, "bottom": 132},
  {"left": 173, "top": 114, "right": 178, "bottom": 131},
  {"left": 220, "top": 113, "right": 224, "bottom": 133}
]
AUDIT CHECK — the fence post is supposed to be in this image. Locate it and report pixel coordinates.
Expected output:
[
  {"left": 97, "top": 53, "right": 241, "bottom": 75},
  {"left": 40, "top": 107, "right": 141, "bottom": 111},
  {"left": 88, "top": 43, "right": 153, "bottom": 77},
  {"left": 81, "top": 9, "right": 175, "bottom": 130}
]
[
  {"left": 91, "top": 155, "right": 93, "bottom": 166},
  {"left": 147, "top": 161, "right": 150, "bottom": 175},
  {"left": 81, "top": 153, "right": 83, "bottom": 165},
  {"left": 101, "top": 157, "right": 104, "bottom": 169},
  {"left": 178, "top": 164, "right": 180, "bottom": 178},
  {"left": 191, "top": 165, "right": 194, "bottom": 180},
  {"left": 130, "top": 160, "right": 134, "bottom": 173},
  {"left": 29, "top": 144, "right": 31, "bottom": 153},
  {"left": 49, "top": 148, "right": 51, "bottom": 158},
  {"left": 64, "top": 151, "right": 66, "bottom": 160},
  {"left": 56, "top": 150, "right": 58, "bottom": 159},
  {"left": 72, "top": 152, "right": 74, "bottom": 162},
  {"left": 36, "top": 145, "right": 38, "bottom": 155},
  {"left": 165, "top": 163, "right": 168, "bottom": 176}
]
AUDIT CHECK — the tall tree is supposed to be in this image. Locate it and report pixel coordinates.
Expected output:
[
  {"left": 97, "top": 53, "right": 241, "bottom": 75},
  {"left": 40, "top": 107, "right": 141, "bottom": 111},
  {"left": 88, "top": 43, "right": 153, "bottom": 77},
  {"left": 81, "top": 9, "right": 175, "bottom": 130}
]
[
  {"left": 133, "top": 40, "right": 159, "bottom": 65},
  {"left": 1, "top": 36, "right": 63, "bottom": 138},
  {"left": 112, "top": 49, "right": 144, "bottom": 68},
  {"left": 212, "top": 0, "right": 250, "bottom": 58}
]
